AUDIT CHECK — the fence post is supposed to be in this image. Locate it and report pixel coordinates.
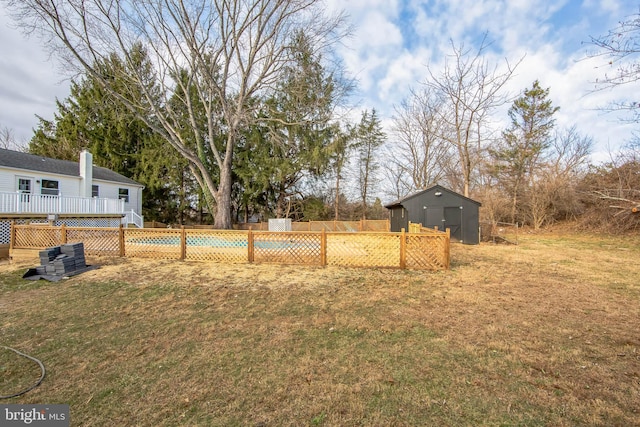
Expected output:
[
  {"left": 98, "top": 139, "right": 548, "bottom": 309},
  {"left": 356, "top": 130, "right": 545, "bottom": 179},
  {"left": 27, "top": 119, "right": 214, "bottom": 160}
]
[
  {"left": 248, "top": 228, "right": 254, "bottom": 263},
  {"left": 119, "top": 224, "right": 125, "bottom": 257},
  {"left": 320, "top": 229, "right": 327, "bottom": 266},
  {"left": 400, "top": 228, "right": 406, "bottom": 269},
  {"left": 60, "top": 223, "right": 67, "bottom": 244},
  {"left": 445, "top": 228, "right": 451, "bottom": 270},
  {"left": 180, "top": 226, "right": 186, "bottom": 260},
  {"left": 9, "top": 221, "right": 15, "bottom": 253}
]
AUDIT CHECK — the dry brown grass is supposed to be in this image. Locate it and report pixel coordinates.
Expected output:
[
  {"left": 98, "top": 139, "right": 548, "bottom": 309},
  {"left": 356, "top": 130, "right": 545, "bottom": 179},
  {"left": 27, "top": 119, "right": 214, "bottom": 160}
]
[{"left": 1, "top": 231, "right": 639, "bottom": 426}]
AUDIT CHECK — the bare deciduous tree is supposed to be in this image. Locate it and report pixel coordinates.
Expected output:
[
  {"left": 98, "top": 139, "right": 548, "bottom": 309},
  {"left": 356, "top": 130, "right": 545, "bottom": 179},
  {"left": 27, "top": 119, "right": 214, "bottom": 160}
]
[
  {"left": 5, "top": 0, "right": 347, "bottom": 228},
  {"left": 390, "top": 88, "right": 450, "bottom": 192},
  {"left": 523, "top": 127, "right": 592, "bottom": 229},
  {"left": 0, "top": 124, "right": 25, "bottom": 151},
  {"left": 381, "top": 156, "right": 413, "bottom": 201},
  {"left": 587, "top": 10, "right": 640, "bottom": 122},
  {"left": 425, "top": 36, "right": 520, "bottom": 197},
  {"left": 578, "top": 141, "right": 640, "bottom": 232}
]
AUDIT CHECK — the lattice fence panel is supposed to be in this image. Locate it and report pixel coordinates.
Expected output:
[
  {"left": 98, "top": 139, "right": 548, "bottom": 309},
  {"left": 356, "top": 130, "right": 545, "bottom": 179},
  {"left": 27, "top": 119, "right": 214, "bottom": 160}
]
[
  {"left": 9, "top": 224, "right": 449, "bottom": 270},
  {"left": 406, "top": 234, "right": 448, "bottom": 270},
  {"left": 0, "top": 220, "right": 11, "bottom": 244},
  {"left": 17, "top": 219, "right": 49, "bottom": 225},
  {"left": 327, "top": 233, "right": 401, "bottom": 268},
  {"left": 253, "top": 232, "right": 322, "bottom": 265},
  {"left": 185, "top": 230, "right": 249, "bottom": 263},
  {"left": 124, "top": 229, "right": 182, "bottom": 259},
  {"left": 66, "top": 228, "right": 120, "bottom": 256},
  {"left": 54, "top": 218, "right": 120, "bottom": 228},
  {"left": 13, "top": 226, "right": 61, "bottom": 248},
  {"left": 303, "top": 221, "right": 359, "bottom": 232},
  {"left": 362, "top": 220, "right": 390, "bottom": 232}
]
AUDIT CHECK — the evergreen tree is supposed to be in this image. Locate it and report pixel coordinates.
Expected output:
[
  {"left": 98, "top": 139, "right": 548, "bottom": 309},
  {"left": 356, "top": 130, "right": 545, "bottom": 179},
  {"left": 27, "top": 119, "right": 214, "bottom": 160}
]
[
  {"left": 9, "top": 0, "right": 348, "bottom": 229},
  {"left": 234, "top": 32, "right": 341, "bottom": 219},
  {"left": 354, "top": 109, "right": 386, "bottom": 220},
  {"left": 29, "top": 46, "right": 191, "bottom": 223},
  {"left": 490, "top": 80, "right": 559, "bottom": 224},
  {"left": 327, "top": 125, "right": 353, "bottom": 220}
]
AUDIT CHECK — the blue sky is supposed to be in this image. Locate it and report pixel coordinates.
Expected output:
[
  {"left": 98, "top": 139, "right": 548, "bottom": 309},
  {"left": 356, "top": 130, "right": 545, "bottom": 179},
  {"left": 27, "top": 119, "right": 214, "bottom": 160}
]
[
  {"left": 1, "top": 0, "right": 638, "bottom": 161},
  {"left": 324, "top": 0, "right": 639, "bottom": 161}
]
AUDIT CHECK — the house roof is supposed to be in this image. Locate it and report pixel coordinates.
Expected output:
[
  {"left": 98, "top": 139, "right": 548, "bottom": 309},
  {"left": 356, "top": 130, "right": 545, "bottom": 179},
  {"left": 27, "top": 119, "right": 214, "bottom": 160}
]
[
  {"left": 0, "top": 148, "right": 142, "bottom": 187},
  {"left": 384, "top": 184, "right": 482, "bottom": 208}
]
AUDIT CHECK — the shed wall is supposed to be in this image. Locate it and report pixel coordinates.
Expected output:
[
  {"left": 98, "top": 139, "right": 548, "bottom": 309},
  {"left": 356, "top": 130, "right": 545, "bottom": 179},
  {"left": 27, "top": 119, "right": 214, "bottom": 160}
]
[{"left": 387, "top": 186, "right": 480, "bottom": 244}]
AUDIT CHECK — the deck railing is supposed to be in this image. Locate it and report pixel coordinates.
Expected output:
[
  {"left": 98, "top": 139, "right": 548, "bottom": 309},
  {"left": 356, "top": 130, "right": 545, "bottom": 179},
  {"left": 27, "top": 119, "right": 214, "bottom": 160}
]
[
  {"left": 0, "top": 191, "right": 125, "bottom": 215},
  {"left": 123, "top": 210, "right": 144, "bottom": 229}
]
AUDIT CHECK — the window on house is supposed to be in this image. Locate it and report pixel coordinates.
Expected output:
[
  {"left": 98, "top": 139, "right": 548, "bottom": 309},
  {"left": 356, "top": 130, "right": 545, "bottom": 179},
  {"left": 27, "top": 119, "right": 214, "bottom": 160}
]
[
  {"left": 18, "top": 178, "right": 31, "bottom": 193},
  {"left": 118, "top": 188, "right": 130, "bottom": 203},
  {"left": 92, "top": 185, "right": 99, "bottom": 198},
  {"left": 41, "top": 179, "right": 59, "bottom": 196}
]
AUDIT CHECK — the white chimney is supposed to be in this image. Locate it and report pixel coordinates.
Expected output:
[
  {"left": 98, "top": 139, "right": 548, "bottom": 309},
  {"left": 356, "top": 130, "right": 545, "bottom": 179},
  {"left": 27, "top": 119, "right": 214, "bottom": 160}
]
[{"left": 79, "top": 150, "right": 93, "bottom": 198}]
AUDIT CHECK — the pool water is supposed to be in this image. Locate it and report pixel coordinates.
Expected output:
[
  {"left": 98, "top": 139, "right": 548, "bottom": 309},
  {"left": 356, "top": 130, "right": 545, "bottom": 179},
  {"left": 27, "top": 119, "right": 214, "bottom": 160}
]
[{"left": 131, "top": 235, "right": 315, "bottom": 249}]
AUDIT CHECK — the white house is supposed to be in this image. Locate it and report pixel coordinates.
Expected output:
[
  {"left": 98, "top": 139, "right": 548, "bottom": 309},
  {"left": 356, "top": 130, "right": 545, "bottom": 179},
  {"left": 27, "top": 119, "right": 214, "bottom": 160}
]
[{"left": 0, "top": 148, "right": 144, "bottom": 228}]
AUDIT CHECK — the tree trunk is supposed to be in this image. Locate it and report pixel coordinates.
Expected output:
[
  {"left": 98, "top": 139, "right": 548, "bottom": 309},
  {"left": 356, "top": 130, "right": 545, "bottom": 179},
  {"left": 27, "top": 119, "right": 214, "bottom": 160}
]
[
  {"left": 275, "top": 188, "right": 286, "bottom": 219},
  {"left": 213, "top": 162, "right": 233, "bottom": 229},
  {"left": 334, "top": 172, "right": 341, "bottom": 221}
]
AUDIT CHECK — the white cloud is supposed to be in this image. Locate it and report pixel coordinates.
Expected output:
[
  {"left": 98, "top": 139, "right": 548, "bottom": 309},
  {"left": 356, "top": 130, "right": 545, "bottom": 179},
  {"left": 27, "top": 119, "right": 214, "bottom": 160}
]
[
  {"left": 1, "top": 0, "right": 639, "bottom": 163},
  {"left": 377, "top": 47, "right": 432, "bottom": 102},
  {"left": 0, "top": 9, "right": 69, "bottom": 145},
  {"left": 585, "top": 0, "right": 624, "bottom": 15},
  {"left": 357, "top": 11, "right": 403, "bottom": 49},
  {"left": 341, "top": 0, "right": 639, "bottom": 162}
]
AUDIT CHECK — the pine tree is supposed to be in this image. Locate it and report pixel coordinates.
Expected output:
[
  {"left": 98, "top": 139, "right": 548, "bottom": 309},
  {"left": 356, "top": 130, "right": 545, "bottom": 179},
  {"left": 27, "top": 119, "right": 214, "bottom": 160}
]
[
  {"left": 354, "top": 109, "right": 386, "bottom": 220},
  {"left": 234, "top": 32, "right": 341, "bottom": 219},
  {"left": 29, "top": 46, "right": 191, "bottom": 223},
  {"left": 490, "top": 80, "right": 559, "bottom": 224}
]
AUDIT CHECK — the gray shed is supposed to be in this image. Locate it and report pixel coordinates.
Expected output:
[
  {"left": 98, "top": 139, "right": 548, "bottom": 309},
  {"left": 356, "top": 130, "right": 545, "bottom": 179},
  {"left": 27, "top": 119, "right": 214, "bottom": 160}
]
[{"left": 385, "top": 184, "right": 482, "bottom": 244}]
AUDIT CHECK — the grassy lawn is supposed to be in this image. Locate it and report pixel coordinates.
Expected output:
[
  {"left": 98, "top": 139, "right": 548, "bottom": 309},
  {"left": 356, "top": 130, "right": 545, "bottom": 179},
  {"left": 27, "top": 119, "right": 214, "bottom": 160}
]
[{"left": 1, "top": 231, "right": 639, "bottom": 426}]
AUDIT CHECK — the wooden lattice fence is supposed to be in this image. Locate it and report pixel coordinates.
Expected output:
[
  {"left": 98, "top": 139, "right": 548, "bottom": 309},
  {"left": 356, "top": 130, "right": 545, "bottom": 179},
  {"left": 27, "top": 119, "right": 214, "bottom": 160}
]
[
  {"left": 10, "top": 223, "right": 449, "bottom": 270},
  {"left": 234, "top": 219, "right": 390, "bottom": 232}
]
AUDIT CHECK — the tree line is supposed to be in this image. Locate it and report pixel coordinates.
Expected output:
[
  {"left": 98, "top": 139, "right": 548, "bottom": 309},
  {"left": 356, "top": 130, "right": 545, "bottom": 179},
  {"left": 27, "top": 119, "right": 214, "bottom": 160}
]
[
  {"left": 3, "top": 0, "right": 639, "bottom": 232},
  {"left": 25, "top": 40, "right": 388, "bottom": 226}
]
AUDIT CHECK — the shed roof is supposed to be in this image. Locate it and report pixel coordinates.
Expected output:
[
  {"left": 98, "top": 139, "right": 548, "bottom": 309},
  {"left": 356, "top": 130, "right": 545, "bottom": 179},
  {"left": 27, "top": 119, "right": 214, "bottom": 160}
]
[
  {"left": 0, "top": 148, "right": 142, "bottom": 187},
  {"left": 384, "top": 184, "right": 481, "bottom": 208}
]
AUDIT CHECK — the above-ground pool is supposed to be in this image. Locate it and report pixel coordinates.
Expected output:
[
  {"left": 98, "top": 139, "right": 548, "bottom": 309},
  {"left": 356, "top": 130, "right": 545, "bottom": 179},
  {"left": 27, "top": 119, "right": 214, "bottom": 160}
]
[{"left": 129, "top": 235, "right": 316, "bottom": 250}]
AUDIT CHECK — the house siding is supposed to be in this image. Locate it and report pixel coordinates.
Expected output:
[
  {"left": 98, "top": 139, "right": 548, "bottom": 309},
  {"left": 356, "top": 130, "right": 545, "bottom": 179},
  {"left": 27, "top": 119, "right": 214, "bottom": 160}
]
[
  {"left": 93, "top": 180, "right": 142, "bottom": 213},
  {"left": 0, "top": 150, "right": 144, "bottom": 216},
  {"left": 1, "top": 168, "right": 140, "bottom": 204},
  {"left": 0, "top": 167, "right": 82, "bottom": 197}
]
